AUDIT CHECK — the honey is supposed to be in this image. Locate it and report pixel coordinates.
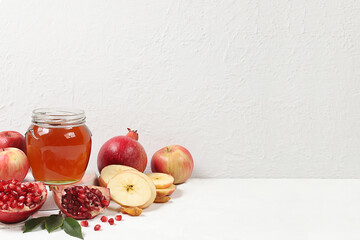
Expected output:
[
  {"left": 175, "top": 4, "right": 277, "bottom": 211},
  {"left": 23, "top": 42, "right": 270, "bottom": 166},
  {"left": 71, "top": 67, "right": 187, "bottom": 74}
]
[{"left": 25, "top": 108, "right": 91, "bottom": 184}]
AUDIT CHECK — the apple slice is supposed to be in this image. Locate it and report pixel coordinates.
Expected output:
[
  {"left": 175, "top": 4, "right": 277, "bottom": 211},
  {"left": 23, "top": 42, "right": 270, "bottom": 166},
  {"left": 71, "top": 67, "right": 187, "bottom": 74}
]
[
  {"left": 99, "top": 165, "right": 156, "bottom": 208},
  {"left": 99, "top": 164, "right": 138, "bottom": 187},
  {"left": 107, "top": 171, "right": 152, "bottom": 208},
  {"left": 156, "top": 184, "right": 176, "bottom": 197},
  {"left": 123, "top": 170, "right": 156, "bottom": 209},
  {"left": 146, "top": 173, "right": 174, "bottom": 189}
]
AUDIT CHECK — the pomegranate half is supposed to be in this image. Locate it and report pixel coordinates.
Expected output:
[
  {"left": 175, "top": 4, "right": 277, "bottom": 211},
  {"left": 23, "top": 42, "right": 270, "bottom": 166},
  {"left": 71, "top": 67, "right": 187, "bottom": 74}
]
[
  {"left": 0, "top": 180, "right": 47, "bottom": 223},
  {"left": 52, "top": 185, "right": 110, "bottom": 220}
]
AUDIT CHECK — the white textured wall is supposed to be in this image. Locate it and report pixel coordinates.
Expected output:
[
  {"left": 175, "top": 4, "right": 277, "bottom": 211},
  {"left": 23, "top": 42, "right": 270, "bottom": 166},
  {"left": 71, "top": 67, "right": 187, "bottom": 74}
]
[{"left": 0, "top": 1, "right": 360, "bottom": 178}]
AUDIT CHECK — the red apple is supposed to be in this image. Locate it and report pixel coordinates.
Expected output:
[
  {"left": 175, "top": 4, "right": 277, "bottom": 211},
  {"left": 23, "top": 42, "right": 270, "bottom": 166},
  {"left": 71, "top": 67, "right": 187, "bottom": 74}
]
[
  {"left": 0, "top": 148, "right": 29, "bottom": 181},
  {"left": 0, "top": 131, "right": 26, "bottom": 153},
  {"left": 151, "top": 145, "right": 194, "bottom": 184},
  {"left": 97, "top": 134, "right": 147, "bottom": 173}
]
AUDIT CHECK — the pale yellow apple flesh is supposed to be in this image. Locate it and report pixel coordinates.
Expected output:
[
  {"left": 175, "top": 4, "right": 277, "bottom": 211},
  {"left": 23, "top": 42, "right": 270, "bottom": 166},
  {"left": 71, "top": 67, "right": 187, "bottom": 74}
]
[
  {"left": 99, "top": 164, "right": 138, "bottom": 187},
  {"left": 107, "top": 171, "right": 152, "bottom": 208},
  {"left": 146, "top": 172, "right": 174, "bottom": 189}
]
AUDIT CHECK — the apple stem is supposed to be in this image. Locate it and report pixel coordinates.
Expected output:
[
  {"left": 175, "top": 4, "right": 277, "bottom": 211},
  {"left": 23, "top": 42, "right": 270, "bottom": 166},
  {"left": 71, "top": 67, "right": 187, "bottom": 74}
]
[{"left": 166, "top": 147, "right": 172, "bottom": 153}]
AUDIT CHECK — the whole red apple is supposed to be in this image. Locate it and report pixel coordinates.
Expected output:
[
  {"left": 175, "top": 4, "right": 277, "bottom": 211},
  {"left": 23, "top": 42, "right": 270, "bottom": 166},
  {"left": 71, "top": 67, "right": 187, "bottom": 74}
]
[
  {"left": 97, "top": 131, "right": 147, "bottom": 173},
  {"left": 151, "top": 145, "right": 194, "bottom": 184},
  {"left": 0, "top": 147, "right": 29, "bottom": 181},
  {"left": 0, "top": 131, "right": 26, "bottom": 153}
]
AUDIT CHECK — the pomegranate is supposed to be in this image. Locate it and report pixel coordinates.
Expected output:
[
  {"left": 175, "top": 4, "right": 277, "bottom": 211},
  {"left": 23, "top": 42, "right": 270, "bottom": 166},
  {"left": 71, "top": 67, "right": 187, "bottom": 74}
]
[
  {"left": 52, "top": 185, "right": 110, "bottom": 220},
  {"left": 97, "top": 128, "right": 147, "bottom": 173},
  {"left": 0, "top": 180, "right": 47, "bottom": 223}
]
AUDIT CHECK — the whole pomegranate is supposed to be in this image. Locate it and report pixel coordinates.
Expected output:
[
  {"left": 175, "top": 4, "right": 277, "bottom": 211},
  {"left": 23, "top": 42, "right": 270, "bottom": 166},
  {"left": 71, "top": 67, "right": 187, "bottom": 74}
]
[
  {"left": 52, "top": 185, "right": 110, "bottom": 220},
  {"left": 0, "top": 180, "right": 47, "bottom": 223},
  {"left": 97, "top": 128, "right": 147, "bottom": 173}
]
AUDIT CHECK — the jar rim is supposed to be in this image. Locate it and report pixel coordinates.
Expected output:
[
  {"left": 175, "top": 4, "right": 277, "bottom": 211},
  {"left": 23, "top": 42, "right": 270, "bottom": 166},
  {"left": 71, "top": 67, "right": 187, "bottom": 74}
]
[{"left": 32, "top": 107, "right": 86, "bottom": 127}]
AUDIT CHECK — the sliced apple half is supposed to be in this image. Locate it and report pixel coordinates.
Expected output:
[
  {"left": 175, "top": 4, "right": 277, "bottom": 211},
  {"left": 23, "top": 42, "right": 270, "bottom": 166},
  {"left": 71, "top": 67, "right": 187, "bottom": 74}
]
[
  {"left": 156, "top": 184, "right": 176, "bottom": 197},
  {"left": 146, "top": 173, "right": 174, "bottom": 189},
  {"left": 107, "top": 171, "right": 152, "bottom": 208},
  {"left": 99, "top": 164, "right": 138, "bottom": 187}
]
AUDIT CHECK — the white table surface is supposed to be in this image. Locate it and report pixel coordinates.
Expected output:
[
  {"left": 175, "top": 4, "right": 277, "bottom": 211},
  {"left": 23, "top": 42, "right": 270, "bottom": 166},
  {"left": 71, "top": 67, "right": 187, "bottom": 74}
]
[{"left": 1, "top": 178, "right": 360, "bottom": 240}]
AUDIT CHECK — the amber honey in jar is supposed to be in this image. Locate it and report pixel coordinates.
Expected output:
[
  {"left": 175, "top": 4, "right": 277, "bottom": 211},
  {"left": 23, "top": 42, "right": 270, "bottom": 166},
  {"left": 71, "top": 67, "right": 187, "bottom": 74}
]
[{"left": 25, "top": 108, "right": 92, "bottom": 184}]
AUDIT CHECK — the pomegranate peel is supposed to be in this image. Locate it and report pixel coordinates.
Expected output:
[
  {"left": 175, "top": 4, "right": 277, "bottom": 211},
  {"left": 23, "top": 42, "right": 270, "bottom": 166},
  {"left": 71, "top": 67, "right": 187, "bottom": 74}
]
[
  {"left": 0, "top": 180, "right": 47, "bottom": 223},
  {"left": 52, "top": 185, "right": 110, "bottom": 220}
]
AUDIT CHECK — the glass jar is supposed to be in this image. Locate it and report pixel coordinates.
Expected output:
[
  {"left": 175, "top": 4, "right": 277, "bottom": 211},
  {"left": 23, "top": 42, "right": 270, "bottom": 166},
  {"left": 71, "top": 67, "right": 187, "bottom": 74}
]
[{"left": 25, "top": 108, "right": 92, "bottom": 185}]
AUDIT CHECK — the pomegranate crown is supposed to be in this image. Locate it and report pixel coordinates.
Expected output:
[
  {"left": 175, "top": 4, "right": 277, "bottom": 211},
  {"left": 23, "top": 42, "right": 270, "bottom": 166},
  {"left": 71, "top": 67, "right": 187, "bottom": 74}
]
[{"left": 126, "top": 128, "right": 139, "bottom": 141}]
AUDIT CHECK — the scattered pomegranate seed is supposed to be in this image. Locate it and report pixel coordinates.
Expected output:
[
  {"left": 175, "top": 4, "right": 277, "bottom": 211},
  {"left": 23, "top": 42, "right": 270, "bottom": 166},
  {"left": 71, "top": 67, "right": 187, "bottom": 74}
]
[
  {"left": 94, "top": 224, "right": 101, "bottom": 231},
  {"left": 80, "top": 221, "right": 89, "bottom": 227},
  {"left": 108, "top": 218, "right": 114, "bottom": 225},
  {"left": 100, "top": 216, "right": 108, "bottom": 222},
  {"left": 115, "top": 215, "right": 122, "bottom": 221}
]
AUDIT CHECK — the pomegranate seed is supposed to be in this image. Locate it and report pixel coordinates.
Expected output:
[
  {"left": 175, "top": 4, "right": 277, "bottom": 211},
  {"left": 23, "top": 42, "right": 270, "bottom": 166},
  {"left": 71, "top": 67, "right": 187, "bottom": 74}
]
[
  {"left": 26, "top": 197, "right": 33, "bottom": 204},
  {"left": 115, "top": 215, "right": 122, "bottom": 221},
  {"left": 17, "top": 202, "right": 24, "bottom": 209},
  {"left": 78, "top": 193, "right": 86, "bottom": 199},
  {"left": 11, "top": 190, "right": 18, "bottom": 198},
  {"left": 79, "top": 206, "right": 88, "bottom": 212},
  {"left": 3, "top": 194, "right": 9, "bottom": 201},
  {"left": 94, "top": 224, "right": 101, "bottom": 231},
  {"left": 100, "top": 216, "right": 108, "bottom": 222},
  {"left": 108, "top": 218, "right": 114, "bottom": 225},
  {"left": 19, "top": 191, "right": 26, "bottom": 196},
  {"left": 18, "top": 196, "right": 25, "bottom": 203},
  {"left": 80, "top": 221, "right": 89, "bottom": 227},
  {"left": 26, "top": 193, "right": 34, "bottom": 198},
  {"left": 10, "top": 200, "right": 17, "bottom": 209},
  {"left": 101, "top": 199, "right": 109, "bottom": 206},
  {"left": 33, "top": 196, "right": 41, "bottom": 203},
  {"left": 2, "top": 203, "right": 8, "bottom": 210}
]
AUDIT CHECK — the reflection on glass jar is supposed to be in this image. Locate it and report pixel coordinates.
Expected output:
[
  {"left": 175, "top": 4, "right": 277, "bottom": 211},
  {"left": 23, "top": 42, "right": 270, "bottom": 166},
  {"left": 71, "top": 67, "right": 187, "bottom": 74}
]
[{"left": 25, "top": 108, "right": 92, "bottom": 185}]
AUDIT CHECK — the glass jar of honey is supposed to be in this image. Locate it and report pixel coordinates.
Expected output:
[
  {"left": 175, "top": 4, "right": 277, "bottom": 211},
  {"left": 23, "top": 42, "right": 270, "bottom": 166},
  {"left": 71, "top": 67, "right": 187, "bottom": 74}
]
[{"left": 25, "top": 108, "right": 92, "bottom": 185}]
